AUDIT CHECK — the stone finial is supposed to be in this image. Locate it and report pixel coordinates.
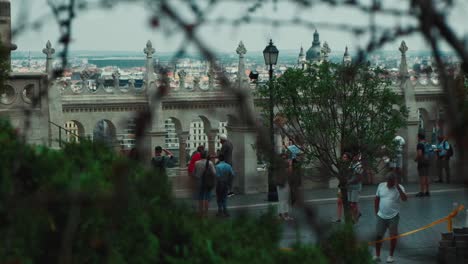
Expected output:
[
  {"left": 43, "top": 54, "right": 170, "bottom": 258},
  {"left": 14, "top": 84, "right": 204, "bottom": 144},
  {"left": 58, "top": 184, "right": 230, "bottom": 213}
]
[
  {"left": 80, "top": 69, "right": 91, "bottom": 80},
  {"left": 236, "top": 41, "right": 247, "bottom": 57},
  {"left": 399, "top": 41, "right": 408, "bottom": 55},
  {"left": 178, "top": 70, "right": 186, "bottom": 89},
  {"left": 112, "top": 70, "right": 120, "bottom": 80},
  {"left": 42, "top": 40, "right": 55, "bottom": 59},
  {"left": 399, "top": 41, "right": 409, "bottom": 78},
  {"left": 144, "top": 40, "right": 155, "bottom": 58},
  {"left": 112, "top": 70, "right": 121, "bottom": 88},
  {"left": 178, "top": 69, "right": 187, "bottom": 79},
  {"left": 207, "top": 63, "right": 215, "bottom": 89},
  {"left": 193, "top": 76, "right": 200, "bottom": 90}
]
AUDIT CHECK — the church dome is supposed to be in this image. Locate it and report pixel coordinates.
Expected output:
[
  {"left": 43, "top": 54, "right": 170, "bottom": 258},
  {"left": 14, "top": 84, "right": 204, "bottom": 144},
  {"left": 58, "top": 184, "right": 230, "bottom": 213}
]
[{"left": 306, "top": 30, "right": 321, "bottom": 62}]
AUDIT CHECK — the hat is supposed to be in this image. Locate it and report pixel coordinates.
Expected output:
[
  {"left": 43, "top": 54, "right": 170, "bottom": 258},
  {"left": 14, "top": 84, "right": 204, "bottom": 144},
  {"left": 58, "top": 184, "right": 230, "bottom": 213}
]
[{"left": 219, "top": 134, "right": 227, "bottom": 140}]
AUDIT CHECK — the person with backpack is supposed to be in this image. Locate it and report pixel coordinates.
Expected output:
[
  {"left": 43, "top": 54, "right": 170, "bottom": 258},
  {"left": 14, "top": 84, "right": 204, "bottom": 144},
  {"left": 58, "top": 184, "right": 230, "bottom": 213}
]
[
  {"left": 435, "top": 135, "right": 452, "bottom": 183},
  {"left": 151, "top": 146, "right": 174, "bottom": 175},
  {"left": 415, "top": 133, "right": 432, "bottom": 197},
  {"left": 215, "top": 154, "right": 235, "bottom": 217},
  {"left": 193, "top": 151, "right": 216, "bottom": 217}
]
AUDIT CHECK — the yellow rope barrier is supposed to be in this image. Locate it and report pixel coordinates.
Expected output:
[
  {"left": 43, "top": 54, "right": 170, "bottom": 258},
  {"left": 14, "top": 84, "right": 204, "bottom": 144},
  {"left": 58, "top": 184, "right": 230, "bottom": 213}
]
[
  {"left": 368, "top": 204, "right": 464, "bottom": 245},
  {"left": 280, "top": 204, "right": 465, "bottom": 251}
]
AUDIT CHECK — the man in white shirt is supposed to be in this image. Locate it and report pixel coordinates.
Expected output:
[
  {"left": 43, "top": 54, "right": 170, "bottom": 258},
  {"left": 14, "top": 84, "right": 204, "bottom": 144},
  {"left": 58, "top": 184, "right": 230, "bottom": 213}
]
[{"left": 373, "top": 173, "right": 408, "bottom": 263}]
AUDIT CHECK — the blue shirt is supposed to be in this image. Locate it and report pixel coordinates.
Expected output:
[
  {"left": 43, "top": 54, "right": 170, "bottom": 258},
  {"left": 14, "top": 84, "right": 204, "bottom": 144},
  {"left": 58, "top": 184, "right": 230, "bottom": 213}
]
[
  {"left": 287, "top": 145, "right": 301, "bottom": 160},
  {"left": 437, "top": 141, "right": 450, "bottom": 157},
  {"left": 215, "top": 161, "right": 235, "bottom": 182}
]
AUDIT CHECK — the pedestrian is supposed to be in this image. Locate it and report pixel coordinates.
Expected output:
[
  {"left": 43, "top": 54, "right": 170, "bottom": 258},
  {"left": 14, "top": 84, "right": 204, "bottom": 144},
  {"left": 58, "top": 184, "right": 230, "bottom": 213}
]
[
  {"left": 390, "top": 135, "right": 406, "bottom": 184},
  {"left": 188, "top": 145, "right": 204, "bottom": 177},
  {"left": 435, "top": 135, "right": 451, "bottom": 183},
  {"left": 334, "top": 188, "right": 344, "bottom": 223},
  {"left": 373, "top": 172, "right": 408, "bottom": 263},
  {"left": 275, "top": 153, "right": 293, "bottom": 221},
  {"left": 348, "top": 152, "right": 363, "bottom": 223},
  {"left": 151, "top": 146, "right": 174, "bottom": 175},
  {"left": 215, "top": 154, "right": 235, "bottom": 217},
  {"left": 284, "top": 138, "right": 303, "bottom": 206},
  {"left": 334, "top": 152, "right": 351, "bottom": 223},
  {"left": 193, "top": 151, "right": 216, "bottom": 217},
  {"left": 415, "top": 133, "right": 432, "bottom": 197},
  {"left": 219, "top": 134, "right": 234, "bottom": 196}
]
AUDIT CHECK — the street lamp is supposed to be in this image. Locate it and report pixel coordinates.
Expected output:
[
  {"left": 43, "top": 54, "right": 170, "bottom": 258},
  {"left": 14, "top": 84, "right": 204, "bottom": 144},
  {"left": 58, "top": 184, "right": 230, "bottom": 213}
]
[{"left": 263, "top": 39, "right": 279, "bottom": 202}]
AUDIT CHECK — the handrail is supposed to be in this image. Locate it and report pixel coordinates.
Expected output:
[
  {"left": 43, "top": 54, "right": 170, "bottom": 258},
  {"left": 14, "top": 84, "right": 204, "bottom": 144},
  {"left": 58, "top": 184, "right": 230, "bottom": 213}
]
[{"left": 48, "top": 121, "right": 84, "bottom": 147}]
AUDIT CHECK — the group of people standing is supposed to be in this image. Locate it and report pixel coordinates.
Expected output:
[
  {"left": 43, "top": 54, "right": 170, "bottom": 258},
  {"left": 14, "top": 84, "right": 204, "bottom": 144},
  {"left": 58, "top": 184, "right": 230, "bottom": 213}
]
[
  {"left": 274, "top": 140, "right": 304, "bottom": 221},
  {"left": 150, "top": 134, "right": 234, "bottom": 218},
  {"left": 334, "top": 149, "right": 408, "bottom": 263},
  {"left": 415, "top": 133, "right": 453, "bottom": 197},
  {"left": 187, "top": 134, "right": 234, "bottom": 218}
]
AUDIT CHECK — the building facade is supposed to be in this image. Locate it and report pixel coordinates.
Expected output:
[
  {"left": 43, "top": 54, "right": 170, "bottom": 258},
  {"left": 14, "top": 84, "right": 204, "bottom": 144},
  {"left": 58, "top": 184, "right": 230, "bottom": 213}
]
[{"left": 1, "top": 1, "right": 464, "bottom": 196}]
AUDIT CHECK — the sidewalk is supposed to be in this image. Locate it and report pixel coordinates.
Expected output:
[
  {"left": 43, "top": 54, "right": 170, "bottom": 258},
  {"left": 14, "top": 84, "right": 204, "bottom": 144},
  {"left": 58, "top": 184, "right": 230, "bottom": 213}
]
[
  {"left": 204, "top": 182, "right": 467, "bottom": 210},
  {"left": 178, "top": 183, "right": 468, "bottom": 263}
]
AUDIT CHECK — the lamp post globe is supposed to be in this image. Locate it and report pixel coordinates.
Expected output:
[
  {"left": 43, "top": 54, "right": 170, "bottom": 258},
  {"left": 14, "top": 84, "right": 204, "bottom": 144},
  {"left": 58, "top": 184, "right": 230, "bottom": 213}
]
[
  {"left": 263, "top": 39, "right": 279, "bottom": 66},
  {"left": 263, "top": 39, "right": 279, "bottom": 202}
]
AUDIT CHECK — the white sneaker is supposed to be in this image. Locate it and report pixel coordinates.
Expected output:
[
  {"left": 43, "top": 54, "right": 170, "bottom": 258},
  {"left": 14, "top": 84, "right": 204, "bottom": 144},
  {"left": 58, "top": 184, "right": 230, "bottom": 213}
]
[
  {"left": 386, "top": 256, "right": 394, "bottom": 263},
  {"left": 372, "top": 256, "right": 381, "bottom": 262}
]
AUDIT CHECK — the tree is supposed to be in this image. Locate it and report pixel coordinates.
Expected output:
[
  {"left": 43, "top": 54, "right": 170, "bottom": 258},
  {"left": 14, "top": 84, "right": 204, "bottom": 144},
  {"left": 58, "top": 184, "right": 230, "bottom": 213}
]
[
  {"left": 258, "top": 62, "right": 408, "bottom": 222},
  {"left": 0, "top": 119, "right": 373, "bottom": 263}
]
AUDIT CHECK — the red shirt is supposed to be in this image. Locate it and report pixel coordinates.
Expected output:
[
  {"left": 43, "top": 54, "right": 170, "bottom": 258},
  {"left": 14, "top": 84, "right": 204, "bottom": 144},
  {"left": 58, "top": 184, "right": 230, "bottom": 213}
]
[{"left": 188, "top": 152, "right": 202, "bottom": 175}]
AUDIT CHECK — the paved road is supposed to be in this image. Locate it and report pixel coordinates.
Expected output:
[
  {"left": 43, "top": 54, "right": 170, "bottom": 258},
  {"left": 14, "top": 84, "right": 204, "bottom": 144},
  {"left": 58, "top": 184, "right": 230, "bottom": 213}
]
[
  {"left": 198, "top": 183, "right": 468, "bottom": 264},
  {"left": 282, "top": 190, "right": 468, "bottom": 264}
]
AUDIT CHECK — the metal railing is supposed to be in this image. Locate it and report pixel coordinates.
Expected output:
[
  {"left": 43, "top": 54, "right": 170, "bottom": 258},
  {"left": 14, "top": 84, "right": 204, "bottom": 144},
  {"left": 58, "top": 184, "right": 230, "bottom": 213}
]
[{"left": 49, "top": 121, "right": 83, "bottom": 148}]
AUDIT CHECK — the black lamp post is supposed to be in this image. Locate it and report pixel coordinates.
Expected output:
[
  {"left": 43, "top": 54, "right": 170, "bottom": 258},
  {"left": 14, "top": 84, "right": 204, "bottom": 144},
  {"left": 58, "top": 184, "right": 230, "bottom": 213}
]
[{"left": 263, "top": 39, "right": 279, "bottom": 202}]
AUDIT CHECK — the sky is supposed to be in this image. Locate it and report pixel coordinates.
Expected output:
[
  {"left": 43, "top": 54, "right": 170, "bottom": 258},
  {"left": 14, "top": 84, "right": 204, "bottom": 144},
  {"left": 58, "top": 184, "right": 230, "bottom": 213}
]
[{"left": 10, "top": 0, "right": 468, "bottom": 56}]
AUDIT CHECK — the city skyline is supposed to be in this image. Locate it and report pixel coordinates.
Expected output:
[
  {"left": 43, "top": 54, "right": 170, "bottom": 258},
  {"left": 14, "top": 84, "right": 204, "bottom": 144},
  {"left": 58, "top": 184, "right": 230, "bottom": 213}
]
[{"left": 11, "top": 0, "right": 468, "bottom": 54}]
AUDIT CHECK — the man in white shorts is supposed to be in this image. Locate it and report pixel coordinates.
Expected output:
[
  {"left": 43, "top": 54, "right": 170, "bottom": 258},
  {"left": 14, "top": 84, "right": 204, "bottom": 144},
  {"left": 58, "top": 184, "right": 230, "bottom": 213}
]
[{"left": 373, "top": 173, "right": 408, "bottom": 263}]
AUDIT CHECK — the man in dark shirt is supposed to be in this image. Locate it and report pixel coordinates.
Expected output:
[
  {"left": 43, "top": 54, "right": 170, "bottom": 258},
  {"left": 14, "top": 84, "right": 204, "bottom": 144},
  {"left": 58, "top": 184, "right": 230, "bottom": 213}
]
[
  {"left": 219, "top": 134, "right": 234, "bottom": 196},
  {"left": 151, "top": 146, "right": 174, "bottom": 175},
  {"left": 415, "top": 134, "right": 430, "bottom": 197}
]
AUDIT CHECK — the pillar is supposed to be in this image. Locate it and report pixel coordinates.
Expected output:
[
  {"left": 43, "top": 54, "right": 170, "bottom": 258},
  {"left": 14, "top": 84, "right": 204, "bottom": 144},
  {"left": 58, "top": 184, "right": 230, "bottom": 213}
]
[
  {"left": 43, "top": 41, "right": 63, "bottom": 149},
  {"left": 143, "top": 40, "right": 155, "bottom": 93},
  {"left": 404, "top": 120, "right": 420, "bottom": 183},
  {"left": 43, "top": 40, "right": 55, "bottom": 79},
  {"left": 399, "top": 40, "right": 420, "bottom": 183},
  {"left": 236, "top": 41, "right": 249, "bottom": 89},
  {"left": 0, "top": 0, "right": 17, "bottom": 69},
  {"left": 227, "top": 125, "right": 265, "bottom": 194},
  {"left": 178, "top": 132, "right": 189, "bottom": 169},
  {"left": 207, "top": 130, "right": 218, "bottom": 156}
]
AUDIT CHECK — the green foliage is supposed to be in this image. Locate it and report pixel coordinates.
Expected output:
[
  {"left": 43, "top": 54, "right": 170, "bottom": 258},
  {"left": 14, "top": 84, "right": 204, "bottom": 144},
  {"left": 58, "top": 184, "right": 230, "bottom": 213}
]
[
  {"left": 321, "top": 224, "right": 372, "bottom": 264},
  {"left": 0, "top": 119, "right": 371, "bottom": 263},
  {"left": 257, "top": 62, "right": 408, "bottom": 179}
]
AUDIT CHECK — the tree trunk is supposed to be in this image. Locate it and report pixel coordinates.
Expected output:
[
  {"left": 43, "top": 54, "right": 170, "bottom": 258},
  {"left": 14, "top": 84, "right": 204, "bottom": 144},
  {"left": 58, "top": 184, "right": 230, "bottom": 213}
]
[{"left": 338, "top": 176, "right": 352, "bottom": 224}]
